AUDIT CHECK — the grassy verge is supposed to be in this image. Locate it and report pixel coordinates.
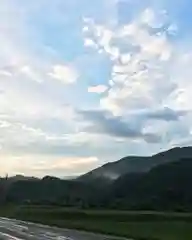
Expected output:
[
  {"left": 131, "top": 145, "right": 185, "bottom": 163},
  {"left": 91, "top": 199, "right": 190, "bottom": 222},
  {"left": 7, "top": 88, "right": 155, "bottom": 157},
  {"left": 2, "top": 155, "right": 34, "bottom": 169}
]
[{"left": 1, "top": 205, "right": 192, "bottom": 240}]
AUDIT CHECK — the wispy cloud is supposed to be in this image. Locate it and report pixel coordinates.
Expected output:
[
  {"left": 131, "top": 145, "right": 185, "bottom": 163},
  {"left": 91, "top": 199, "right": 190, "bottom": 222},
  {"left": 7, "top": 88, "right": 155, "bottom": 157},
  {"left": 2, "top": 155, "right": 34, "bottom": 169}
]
[
  {"left": 0, "top": 155, "right": 99, "bottom": 177},
  {"left": 88, "top": 85, "right": 108, "bottom": 94},
  {"left": 48, "top": 64, "right": 78, "bottom": 84}
]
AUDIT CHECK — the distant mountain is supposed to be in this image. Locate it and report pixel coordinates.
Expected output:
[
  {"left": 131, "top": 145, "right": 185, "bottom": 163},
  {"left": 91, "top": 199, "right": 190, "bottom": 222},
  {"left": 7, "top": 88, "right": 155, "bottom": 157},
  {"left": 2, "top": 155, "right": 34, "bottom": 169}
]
[
  {"left": 8, "top": 175, "right": 39, "bottom": 183},
  {"left": 78, "top": 147, "right": 192, "bottom": 183},
  {"left": 3, "top": 147, "right": 192, "bottom": 211}
]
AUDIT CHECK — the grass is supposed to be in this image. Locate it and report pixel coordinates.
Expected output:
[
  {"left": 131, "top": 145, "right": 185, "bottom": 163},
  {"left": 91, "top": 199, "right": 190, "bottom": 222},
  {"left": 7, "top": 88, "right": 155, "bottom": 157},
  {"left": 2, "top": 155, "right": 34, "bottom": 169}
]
[{"left": 1, "top": 205, "right": 192, "bottom": 240}]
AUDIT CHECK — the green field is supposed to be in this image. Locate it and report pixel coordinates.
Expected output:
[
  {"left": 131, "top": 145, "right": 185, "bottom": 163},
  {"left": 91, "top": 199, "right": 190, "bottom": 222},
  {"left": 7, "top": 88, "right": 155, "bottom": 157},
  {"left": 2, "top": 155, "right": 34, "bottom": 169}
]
[{"left": 1, "top": 205, "right": 192, "bottom": 240}]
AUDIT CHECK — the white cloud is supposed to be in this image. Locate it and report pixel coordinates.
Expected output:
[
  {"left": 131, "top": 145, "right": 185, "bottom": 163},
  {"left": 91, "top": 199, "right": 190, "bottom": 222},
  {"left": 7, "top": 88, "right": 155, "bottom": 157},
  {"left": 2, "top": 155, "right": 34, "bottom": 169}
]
[
  {"left": 0, "top": 70, "right": 12, "bottom": 77},
  {"left": 140, "top": 8, "right": 156, "bottom": 26},
  {"left": 20, "top": 65, "right": 32, "bottom": 74},
  {"left": 84, "top": 38, "right": 98, "bottom": 48},
  {"left": 82, "top": 26, "right": 89, "bottom": 32},
  {"left": 0, "top": 0, "right": 126, "bottom": 177},
  {"left": 139, "top": 8, "right": 168, "bottom": 28},
  {"left": 19, "top": 65, "right": 43, "bottom": 83},
  {"left": 82, "top": 6, "right": 192, "bottom": 148},
  {"left": 82, "top": 19, "right": 119, "bottom": 60},
  {"left": 0, "top": 154, "right": 99, "bottom": 177},
  {"left": 88, "top": 85, "right": 108, "bottom": 94},
  {"left": 83, "top": 8, "right": 177, "bottom": 116},
  {"left": 31, "top": 156, "right": 98, "bottom": 171},
  {"left": 0, "top": 2, "right": 79, "bottom": 123},
  {"left": 45, "top": 132, "right": 96, "bottom": 146},
  {"left": 48, "top": 64, "right": 78, "bottom": 84},
  {"left": 1, "top": 0, "right": 192, "bottom": 177}
]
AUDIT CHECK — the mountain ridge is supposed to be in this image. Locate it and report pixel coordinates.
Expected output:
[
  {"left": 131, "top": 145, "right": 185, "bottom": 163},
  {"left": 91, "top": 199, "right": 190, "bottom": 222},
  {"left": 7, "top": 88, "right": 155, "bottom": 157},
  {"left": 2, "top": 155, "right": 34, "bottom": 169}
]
[
  {"left": 2, "top": 146, "right": 192, "bottom": 211},
  {"left": 78, "top": 146, "right": 192, "bottom": 183}
]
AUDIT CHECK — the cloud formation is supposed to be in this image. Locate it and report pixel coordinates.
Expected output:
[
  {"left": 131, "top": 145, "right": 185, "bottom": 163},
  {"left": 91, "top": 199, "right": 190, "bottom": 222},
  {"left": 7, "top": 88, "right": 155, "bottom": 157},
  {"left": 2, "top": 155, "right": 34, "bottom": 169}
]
[
  {"left": 48, "top": 65, "right": 78, "bottom": 84},
  {"left": 144, "top": 107, "right": 187, "bottom": 122},
  {"left": 0, "top": 155, "right": 99, "bottom": 177},
  {"left": 88, "top": 85, "right": 108, "bottom": 94},
  {"left": 83, "top": 8, "right": 178, "bottom": 116},
  {"left": 82, "top": 4, "right": 192, "bottom": 149},
  {"left": 77, "top": 109, "right": 161, "bottom": 143},
  {"left": 0, "top": 0, "right": 192, "bottom": 176}
]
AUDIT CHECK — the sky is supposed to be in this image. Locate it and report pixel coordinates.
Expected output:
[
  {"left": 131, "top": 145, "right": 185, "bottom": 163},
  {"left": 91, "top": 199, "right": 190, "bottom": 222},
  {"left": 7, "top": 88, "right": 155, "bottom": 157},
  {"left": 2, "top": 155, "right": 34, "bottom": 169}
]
[{"left": 1, "top": 0, "right": 192, "bottom": 177}]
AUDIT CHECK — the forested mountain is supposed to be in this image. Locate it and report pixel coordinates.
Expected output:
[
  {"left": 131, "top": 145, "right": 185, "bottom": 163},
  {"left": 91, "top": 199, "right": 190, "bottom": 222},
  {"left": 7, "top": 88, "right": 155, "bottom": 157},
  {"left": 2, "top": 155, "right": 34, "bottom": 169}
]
[
  {"left": 1, "top": 147, "right": 192, "bottom": 211},
  {"left": 105, "top": 158, "right": 192, "bottom": 211},
  {"left": 78, "top": 147, "right": 192, "bottom": 183}
]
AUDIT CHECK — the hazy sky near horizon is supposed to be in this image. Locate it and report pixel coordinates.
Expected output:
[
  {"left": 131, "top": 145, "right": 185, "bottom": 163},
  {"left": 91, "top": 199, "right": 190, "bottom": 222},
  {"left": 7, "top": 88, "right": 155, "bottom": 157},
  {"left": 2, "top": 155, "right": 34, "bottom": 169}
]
[{"left": 1, "top": 0, "right": 192, "bottom": 177}]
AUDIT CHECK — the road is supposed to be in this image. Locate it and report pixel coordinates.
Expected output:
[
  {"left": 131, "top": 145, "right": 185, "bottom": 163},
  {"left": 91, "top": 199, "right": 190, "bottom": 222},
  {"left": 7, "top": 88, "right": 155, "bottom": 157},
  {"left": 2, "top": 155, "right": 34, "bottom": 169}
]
[{"left": 0, "top": 217, "right": 130, "bottom": 240}]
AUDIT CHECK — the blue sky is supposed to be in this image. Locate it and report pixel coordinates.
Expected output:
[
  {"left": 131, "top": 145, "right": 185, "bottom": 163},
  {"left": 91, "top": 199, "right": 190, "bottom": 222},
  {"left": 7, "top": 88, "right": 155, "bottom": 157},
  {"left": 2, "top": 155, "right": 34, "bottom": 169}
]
[{"left": 1, "top": 0, "right": 192, "bottom": 177}]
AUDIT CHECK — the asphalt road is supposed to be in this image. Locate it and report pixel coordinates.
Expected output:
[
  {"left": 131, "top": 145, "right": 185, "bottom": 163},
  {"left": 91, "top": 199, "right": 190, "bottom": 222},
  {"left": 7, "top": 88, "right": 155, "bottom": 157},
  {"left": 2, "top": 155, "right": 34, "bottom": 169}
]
[{"left": 0, "top": 217, "right": 130, "bottom": 240}]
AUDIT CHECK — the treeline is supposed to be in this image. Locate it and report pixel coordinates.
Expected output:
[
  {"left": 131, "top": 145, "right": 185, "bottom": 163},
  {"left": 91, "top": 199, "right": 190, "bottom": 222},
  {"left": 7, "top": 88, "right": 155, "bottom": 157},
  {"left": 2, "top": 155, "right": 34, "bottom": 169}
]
[{"left": 1, "top": 158, "right": 192, "bottom": 212}]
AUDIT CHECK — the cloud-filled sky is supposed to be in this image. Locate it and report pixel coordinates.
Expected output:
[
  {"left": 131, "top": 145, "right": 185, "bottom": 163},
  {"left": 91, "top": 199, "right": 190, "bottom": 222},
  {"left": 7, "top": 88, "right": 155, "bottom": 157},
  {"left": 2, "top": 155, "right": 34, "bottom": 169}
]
[{"left": 1, "top": 0, "right": 192, "bottom": 177}]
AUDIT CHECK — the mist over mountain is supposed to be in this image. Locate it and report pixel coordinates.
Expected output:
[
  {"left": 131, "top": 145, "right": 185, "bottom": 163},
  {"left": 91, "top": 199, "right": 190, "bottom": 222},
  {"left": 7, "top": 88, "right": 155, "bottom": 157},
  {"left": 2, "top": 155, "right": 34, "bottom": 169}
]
[{"left": 78, "top": 147, "right": 192, "bottom": 183}]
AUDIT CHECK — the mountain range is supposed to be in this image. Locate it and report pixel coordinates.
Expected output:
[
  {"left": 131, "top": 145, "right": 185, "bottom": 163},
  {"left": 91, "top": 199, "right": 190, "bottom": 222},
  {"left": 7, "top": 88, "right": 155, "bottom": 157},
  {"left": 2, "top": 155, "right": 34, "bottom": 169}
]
[
  {"left": 78, "top": 146, "right": 192, "bottom": 183},
  {"left": 1, "top": 146, "right": 192, "bottom": 211}
]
